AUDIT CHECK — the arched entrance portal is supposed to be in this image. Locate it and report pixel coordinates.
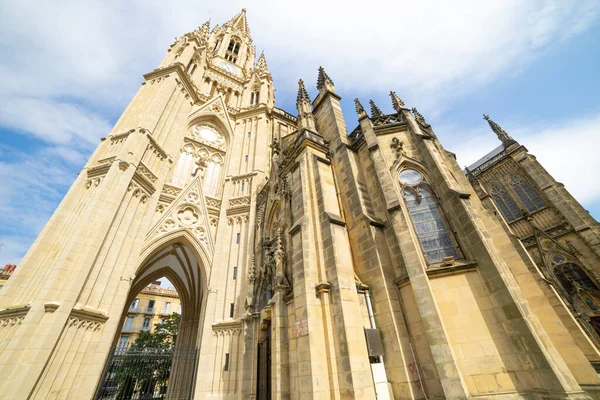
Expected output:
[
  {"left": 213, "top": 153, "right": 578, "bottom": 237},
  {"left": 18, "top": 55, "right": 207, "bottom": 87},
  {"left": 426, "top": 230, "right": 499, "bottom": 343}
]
[{"left": 96, "top": 239, "right": 207, "bottom": 400}]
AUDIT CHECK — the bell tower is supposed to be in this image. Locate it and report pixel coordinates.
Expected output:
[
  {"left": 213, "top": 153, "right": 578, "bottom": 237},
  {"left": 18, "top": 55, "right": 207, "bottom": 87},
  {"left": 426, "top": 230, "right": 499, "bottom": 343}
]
[{"left": 0, "top": 9, "right": 296, "bottom": 400}]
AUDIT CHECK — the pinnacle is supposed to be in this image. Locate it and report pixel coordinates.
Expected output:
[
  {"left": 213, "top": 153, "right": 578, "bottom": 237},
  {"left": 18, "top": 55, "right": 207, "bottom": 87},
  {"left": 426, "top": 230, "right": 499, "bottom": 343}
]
[
  {"left": 354, "top": 98, "right": 366, "bottom": 116},
  {"left": 411, "top": 108, "right": 426, "bottom": 124},
  {"left": 256, "top": 52, "right": 269, "bottom": 73},
  {"left": 224, "top": 8, "right": 251, "bottom": 37},
  {"left": 316, "top": 66, "right": 334, "bottom": 91},
  {"left": 483, "top": 114, "right": 515, "bottom": 146},
  {"left": 390, "top": 91, "right": 405, "bottom": 111},
  {"left": 369, "top": 100, "right": 383, "bottom": 117},
  {"left": 297, "top": 79, "right": 310, "bottom": 104}
]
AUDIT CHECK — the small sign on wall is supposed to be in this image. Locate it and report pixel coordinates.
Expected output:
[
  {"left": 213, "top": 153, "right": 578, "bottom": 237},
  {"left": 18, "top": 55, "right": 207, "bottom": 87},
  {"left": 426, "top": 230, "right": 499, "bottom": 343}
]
[{"left": 295, "top": 318, "right": 309, "bottom": 337}]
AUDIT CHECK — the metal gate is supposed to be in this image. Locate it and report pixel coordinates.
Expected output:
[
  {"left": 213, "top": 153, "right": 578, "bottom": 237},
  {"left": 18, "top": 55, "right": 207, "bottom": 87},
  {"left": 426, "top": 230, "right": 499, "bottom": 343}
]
[
  {"left": 95, "top": 345, "right": 197, "bottom": 400},
  {"left": 256, "top": 336, "right": 271, "bottom": 400}
]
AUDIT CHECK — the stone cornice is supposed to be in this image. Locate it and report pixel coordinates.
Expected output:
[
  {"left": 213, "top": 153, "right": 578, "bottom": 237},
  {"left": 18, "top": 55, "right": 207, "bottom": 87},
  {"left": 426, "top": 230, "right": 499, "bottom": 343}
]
[
  {"left": 143, "top": 63, "right": 201, "bottom": 104},
  {"left": 70, "top": 305, "right": 110, "bottom": 324},
  {"left": 0, "top": 303, "right": 31, "bottom": 320}
]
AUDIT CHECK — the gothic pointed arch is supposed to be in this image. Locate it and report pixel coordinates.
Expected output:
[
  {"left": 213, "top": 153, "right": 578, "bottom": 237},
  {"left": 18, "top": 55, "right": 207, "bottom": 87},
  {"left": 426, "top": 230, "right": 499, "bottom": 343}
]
[
  {"left": 397, "top": 167, "right": 463, "bottom": 265},
  {"left": 187, "top": 95, "right": 235, "bottom": 141}
]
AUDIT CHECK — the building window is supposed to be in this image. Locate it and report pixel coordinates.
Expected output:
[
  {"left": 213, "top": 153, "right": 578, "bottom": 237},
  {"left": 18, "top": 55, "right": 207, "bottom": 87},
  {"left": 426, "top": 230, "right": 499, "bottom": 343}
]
[
  {"left": 245, "top": 155, "right": 248, "bottom": 163},
  {"left": 250, "top": 91, "right": 259, "bottom": 105},
  {"left": 554, "top": 262, "right": 599, "bottom": 296},
  {"left": 162, "top": 302, "right": 171, "bottom": 314},
  {"left": 142, "top": 317, "right": 151, "bottom": 331},
  {"left": 124, "top": 316, "right": 134, "bottom": 331},
  {"left": 224, "top": 353, "right": 230, "bottom": 371},
  {"left": 490, "top": 186, "right": 521, "bottom": 222},
  {"left": 225, "top": 39, "right": 241, "bottom": 63},
  {"left": 233, "top": 267, "right": 238, "bottom": 280},
  {"left": 241, "top": 182, "right": 245, "bottom": 193},
  {"left": 118, "top": 335, "right": 129, "bottom": 349},
  {"left": 147, "top": 300, "right": 155, "bottom": 313},
  {"left": 236, "top": 233, "right": 241, "bottom": 244},
  {"left": 130, "top": 298, "right": 140, "bottom": 312},
  {"left": 509, "top": 176, "right": 544, "bottom": 213},
  {"left": 399, "top": 169, "right": 461, "bottom": 264},
  {"left": 247, "top": 131, "right": 251, "bottom": 139},
  {"left": 230, "top": 303, "right": 235, "bottom": 318}
]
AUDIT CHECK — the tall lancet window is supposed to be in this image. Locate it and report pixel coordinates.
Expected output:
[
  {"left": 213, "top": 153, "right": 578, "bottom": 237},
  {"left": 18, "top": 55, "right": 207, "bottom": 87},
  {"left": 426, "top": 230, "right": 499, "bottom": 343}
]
[
  {"left": 509, "top": 176, "right": 544, "bottom": 213},
  {"left": 399, "top": 169, "right": 462, "bottom": 265},
  {"left": 225, "top": 38, "right": 241, "bottom": 63},
  {"left": 490, "top": 186, "right": 521, "bottom": 222},
  {"left": 171, "top": 144, "right": 196, "bottom": 188}
]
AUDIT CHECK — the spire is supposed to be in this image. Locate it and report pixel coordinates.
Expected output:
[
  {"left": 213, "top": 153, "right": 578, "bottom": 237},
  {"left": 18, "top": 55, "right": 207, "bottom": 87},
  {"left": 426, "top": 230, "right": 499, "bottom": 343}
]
[
  {"left": 195, "top": 19, "right": 211, "bottom": 44},
  {"left": 354, "top": 98, "right": 367, "bottom": 118},
  {"left": 411, "top": 108, "right": 427, "bottom": 125},
  {"left": 224, "top": 8, "right": 251, "bottom": 38},
  {"left": 316, "top": 66, "right": 335, "bottom": 93},
  {"left": 297, "top": 80, "right": 316, "bottom": 131},
  {"left": 389, "top": 91, "right": 405, "bottom": 112},
  {"left": 255, "top": 52, "right": 269, "bottom": 75},
  {"left": 297, "top": 79, "right": 310, "bottom": 104},
  {"left": 369, "top": 100, "right": 383, "bottom": 118},
  {"left": 483, "top": 114, "right": 516, "bottom": 147}
]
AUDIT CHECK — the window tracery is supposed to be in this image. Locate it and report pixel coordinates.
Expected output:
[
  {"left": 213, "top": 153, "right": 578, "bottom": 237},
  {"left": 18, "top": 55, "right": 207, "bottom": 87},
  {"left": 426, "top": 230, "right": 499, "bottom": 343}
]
[
  {"left": 490, "top": 186, "right": 521, "bottom": 222},
  {"left": 225, "top": 38, "right": 241, "bottom": 63},
  {"left": 399, "top": 169, "right": 462, "bottom": 264},
  {"left": 509, "top": 176, "right": 544, "bottom": 213},
  {"left": 553, "top": 262, "right": 598, "bottom": 297}
]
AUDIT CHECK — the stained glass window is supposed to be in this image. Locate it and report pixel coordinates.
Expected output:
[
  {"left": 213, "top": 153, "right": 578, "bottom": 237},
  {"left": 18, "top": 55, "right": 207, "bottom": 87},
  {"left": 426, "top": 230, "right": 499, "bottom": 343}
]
[
  {"left": 403, "top": 184, "right": 460, "bottom": 264},
  {"left": 554, "top": 263, "right": 598, "bottom": 296},
  {"left": 510, "top": 176, "right": 544, "bottom": 213},
  {"left": 490, "top": 186, "right": 521, "bottom": 222}
]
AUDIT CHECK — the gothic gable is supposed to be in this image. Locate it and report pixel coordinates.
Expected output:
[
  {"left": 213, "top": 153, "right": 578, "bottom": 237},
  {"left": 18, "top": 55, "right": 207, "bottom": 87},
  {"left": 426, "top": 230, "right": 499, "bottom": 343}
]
[{"left": 146, "top": 176, "right": 214, "bottom": 258}]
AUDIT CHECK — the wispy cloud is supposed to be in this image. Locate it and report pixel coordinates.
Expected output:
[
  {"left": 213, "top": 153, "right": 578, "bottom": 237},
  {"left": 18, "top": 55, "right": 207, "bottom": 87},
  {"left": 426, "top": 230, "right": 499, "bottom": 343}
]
[{"left": 0, "top": 0, "right": 598, "bottom": 263}]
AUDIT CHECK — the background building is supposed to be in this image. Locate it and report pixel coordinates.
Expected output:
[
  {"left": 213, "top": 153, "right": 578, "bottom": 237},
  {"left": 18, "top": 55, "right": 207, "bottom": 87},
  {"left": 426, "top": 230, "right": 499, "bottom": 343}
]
[
  {"left": 0, "top": 265, "right": 17, "bottom": 290},
  {"left": 118, "top": 281, "right": 181, "bottom": 348}
]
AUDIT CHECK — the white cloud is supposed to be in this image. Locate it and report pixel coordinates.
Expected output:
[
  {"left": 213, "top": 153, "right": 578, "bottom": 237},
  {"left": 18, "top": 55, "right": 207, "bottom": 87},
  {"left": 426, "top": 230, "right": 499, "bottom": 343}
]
[
  {"left": 0, "top": 0, "right": 598, "bottom": 264},
  {"left": 446, "top": 112, "right": 600, "bottom": 207}
]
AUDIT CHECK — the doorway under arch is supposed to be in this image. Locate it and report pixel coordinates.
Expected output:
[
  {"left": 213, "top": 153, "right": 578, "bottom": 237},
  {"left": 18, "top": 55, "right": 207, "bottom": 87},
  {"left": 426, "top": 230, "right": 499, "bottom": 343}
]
[{"left": 97, "top": 239, "right": 208, "bottom": 400}]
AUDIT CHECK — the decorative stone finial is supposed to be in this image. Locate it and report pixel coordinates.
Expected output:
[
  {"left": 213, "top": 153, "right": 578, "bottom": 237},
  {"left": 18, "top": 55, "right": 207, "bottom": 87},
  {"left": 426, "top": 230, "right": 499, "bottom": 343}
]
[
  {"left": 316, "top": 66, "right": 335, "bottom": 92},
  {"left": 297, "top": 80, "right": 316, "bottom": 130},
  {"left": 354, "top": 98, "right": 366, "bottom": 118},
  {"left": 483, "top": 114, "right": 516, "bottom": 147},
  {"left": 297, "top": 79, "right": 310, "bottom": 104},
  {"left": 411, "top": 108, "right": 427, "bottom": 125},
  {"left": 369, "top": 100, "right": 383, "bottom": 118},
  {"left": 390, "top": 91, "right": 405, "bottom": 112},
  {"left": 255, "top": 52, "right": 269, "bottom": 74}
]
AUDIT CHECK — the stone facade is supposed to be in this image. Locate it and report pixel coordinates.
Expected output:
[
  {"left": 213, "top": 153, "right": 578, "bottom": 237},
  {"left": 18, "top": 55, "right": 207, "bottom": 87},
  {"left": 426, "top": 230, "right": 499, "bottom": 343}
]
[{"left": 0, "top": 8, "right": 599, "bottom": 400}]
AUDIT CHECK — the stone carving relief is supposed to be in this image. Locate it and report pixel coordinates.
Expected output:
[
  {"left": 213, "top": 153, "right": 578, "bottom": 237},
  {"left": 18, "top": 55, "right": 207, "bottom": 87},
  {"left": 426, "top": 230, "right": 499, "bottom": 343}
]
[
  {"left": 190, "top": 125, "right": 226, "bottom": 150},
  {"left": 147, "top": 177, "right": 213, "bottom": 252}
]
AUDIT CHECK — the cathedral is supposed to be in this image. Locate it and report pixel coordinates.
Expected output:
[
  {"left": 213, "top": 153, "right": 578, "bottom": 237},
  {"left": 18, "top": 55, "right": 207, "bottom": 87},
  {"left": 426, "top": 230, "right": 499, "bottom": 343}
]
[{"left": 1, "top": 9, "right": 600, "bottom": 400}]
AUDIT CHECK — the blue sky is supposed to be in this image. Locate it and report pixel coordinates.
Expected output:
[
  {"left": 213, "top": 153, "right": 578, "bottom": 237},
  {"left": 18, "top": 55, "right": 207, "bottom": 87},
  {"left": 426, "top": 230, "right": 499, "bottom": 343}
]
[{"left": 1, "top": 0, "right": 599, "bottom": 270}]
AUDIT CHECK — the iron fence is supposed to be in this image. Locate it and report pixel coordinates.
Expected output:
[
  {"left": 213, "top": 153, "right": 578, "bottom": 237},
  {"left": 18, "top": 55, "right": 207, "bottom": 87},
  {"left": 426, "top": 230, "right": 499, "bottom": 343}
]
[{"left": 95, "top": 345, "right": 197, "bottom": 400}]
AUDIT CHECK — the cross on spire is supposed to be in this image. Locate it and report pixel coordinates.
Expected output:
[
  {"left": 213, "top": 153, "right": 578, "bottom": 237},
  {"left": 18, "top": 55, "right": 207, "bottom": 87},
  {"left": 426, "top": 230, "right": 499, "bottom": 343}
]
[{"left": 483, "top": 114, "right": 516, "bottom": 147}]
